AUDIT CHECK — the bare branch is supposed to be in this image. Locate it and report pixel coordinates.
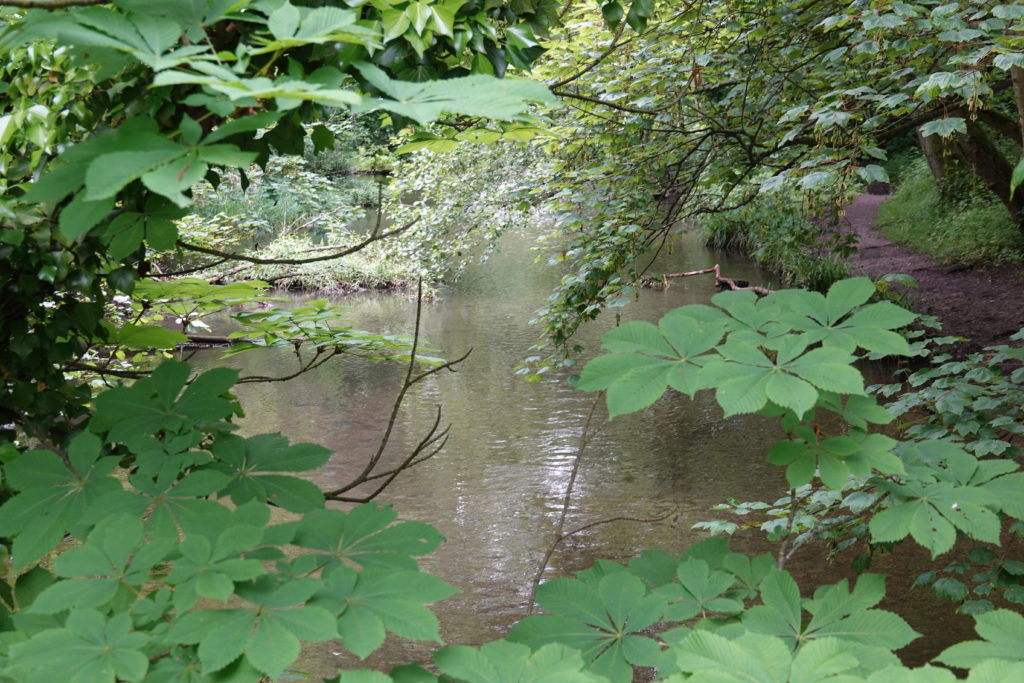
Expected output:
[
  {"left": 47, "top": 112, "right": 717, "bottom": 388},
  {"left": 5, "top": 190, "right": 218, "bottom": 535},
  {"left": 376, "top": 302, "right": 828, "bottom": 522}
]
[
  {"left": 175, "top": 218, "right": 418, "bottom": 265},
  {"left": 64, "top": 361, "right": 149, "bottom": 379},
  {"left": 551, "top": 89, "right": 664, "bottom": 115},
  {"left": 527, "top": 395, "right": 606, "bottom": 613},
  {"left": 325, "top": 280, "right": 470, "bottom": 499}
]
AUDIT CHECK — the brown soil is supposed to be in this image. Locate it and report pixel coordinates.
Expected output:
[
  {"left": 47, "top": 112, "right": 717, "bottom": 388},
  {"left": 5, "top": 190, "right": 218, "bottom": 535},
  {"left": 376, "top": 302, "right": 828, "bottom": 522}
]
[{"left": 840, "top": 194, "right": 1024, "bottom": 353}]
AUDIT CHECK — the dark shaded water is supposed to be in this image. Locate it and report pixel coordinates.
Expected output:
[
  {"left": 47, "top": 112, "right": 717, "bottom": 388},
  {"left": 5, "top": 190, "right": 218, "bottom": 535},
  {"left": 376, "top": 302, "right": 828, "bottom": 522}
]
[{"left": 191, "top": 229, "right": 974, "bottom": 678}]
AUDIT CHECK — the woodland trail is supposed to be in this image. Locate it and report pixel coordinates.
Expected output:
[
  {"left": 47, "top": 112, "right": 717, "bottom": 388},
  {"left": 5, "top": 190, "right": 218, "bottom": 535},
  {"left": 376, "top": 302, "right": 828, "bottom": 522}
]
[{"left": 840, "top": 194, "right": 1024, "bottom": 352}]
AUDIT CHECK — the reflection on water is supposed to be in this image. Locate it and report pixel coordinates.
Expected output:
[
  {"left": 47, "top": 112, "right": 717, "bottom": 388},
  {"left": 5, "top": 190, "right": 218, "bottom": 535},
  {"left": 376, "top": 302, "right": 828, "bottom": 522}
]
[{"left": 191, "top": 229, "right": 973, "bottom": 678}]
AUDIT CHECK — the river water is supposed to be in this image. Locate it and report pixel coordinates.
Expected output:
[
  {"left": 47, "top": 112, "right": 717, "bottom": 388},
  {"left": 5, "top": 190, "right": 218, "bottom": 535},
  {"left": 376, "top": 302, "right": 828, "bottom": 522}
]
[{"left": 191, "top": 228, "right": 974, "bottom": 678}]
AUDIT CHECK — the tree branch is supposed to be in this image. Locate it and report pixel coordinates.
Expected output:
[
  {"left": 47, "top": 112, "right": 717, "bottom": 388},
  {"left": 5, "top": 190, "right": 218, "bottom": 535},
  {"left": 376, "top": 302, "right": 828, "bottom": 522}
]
[
  {"left": 324, "top": 280, "right": 470, "bottom": 499},
  {"left": 175, "top": 219, "right": 417, "bottom": 265}
]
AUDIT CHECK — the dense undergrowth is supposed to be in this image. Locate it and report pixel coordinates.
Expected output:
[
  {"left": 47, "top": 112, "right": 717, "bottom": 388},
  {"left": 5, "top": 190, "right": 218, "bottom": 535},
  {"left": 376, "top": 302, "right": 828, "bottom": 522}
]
[
  {"left": 699, "top": 192, "right": 854, "bottom": 292},
  {"left": 160, "top": 118, "right": 426, "bottom": 293},
  {"left": 875, "top": 158, "right": 1024, "bottom": 266}
]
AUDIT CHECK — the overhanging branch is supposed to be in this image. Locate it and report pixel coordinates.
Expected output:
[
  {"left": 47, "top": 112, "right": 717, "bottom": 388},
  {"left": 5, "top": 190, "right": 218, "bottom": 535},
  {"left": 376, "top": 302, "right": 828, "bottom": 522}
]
[{"left": 175, "top": 219, "right": 417, "bottom": 265}]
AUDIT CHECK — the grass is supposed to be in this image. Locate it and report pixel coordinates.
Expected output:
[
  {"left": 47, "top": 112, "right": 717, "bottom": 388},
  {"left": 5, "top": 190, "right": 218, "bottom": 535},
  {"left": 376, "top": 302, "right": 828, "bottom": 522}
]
[
  {"left": 700, "top": 192, "right": 852, "bottom": 292},
  {"left": 874, "top": 158, "right": 1024, "bottom": 266}
]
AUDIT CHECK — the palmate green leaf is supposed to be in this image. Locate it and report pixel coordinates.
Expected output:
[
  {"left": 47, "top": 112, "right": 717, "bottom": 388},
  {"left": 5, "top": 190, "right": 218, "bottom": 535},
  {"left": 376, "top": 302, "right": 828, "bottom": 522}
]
[
  {"left": 170, "top": 602, "right": 338, "bottom": 679},
  {"left": 6, "top": 610, "right": 148, "bottom": 683},
  {"left": 208, "top": 432, "right": 329, "bottom": 512},
  {"left": 84, "top": 146, "right": 187, "bottom": 201},
  {"left": 744, "top": 571, "right": 918, "bottom": 652},
  {"left": 163, "top": 522, "right": 266, "bottom": 611},
  {"left": 672, "top": 630, "right": 792, "bottom": 682},
  {"left": 576, "top": 353, "right": 668, "bottom": 392},
  {"left": 865, "top": 664, "right": 956, "bottom": 682},
  {"left": 313, "top": 564, "right": 455, "bottom": 659},
  {"left": 964, "top": 659, "right": 1024, "bottom": 682},
  {"left": 107, "top": 323, "right": 187, "bottom": 350},
  {"left": 90, "top": 360, "right": 240, "bottom": 444},
  {"left": 0, "top": 435, "right": 124, "bottom": 570},
  {"left": 780, "top": 283, "right": 915, "bottom": 355},
  {"left": 919, "top": 117, "right": 967, "bottom": 138},
  {"left": 786, "top": 348, "right": 865, "bottom": 395},
  {"left": 141, "top": 153, "right": 208, "bottom": 207},
  {"left": 673, "top": 559, "right": 743, "bottom": 615},
  {"left": 937, "top": 609, "right": 1024, "bottom": 668},
  {"left": 59, "top": 193, "right": 115, "bottom": 240},
  {"left": 152, "top": 68, "right": 362, "bottom": 109},
  {"left": 294, "top": 503, "right": 444, "bottom": 571},
  {"left": 509, "top": 573, "right": 664, "bottom": 682},
  {"left": 870, "top": 477, "right": 1002, "bottom": 557},
  {"left": 982, "top": 472, "right": 1024, "bottom": 519},
  {"left": 743, "top": 570, "right": 802, "bottom": 642},
  {"left": 605, "top": 359, "right": 674, "bottom": 417},
  {"left": 601, "top": 321, "right": 676, "bottom": 356},
  {"left": 28, "top": 514, "right": 172, "bottom": 614},
  {"left": 434, "top": 641, "right": 601, "bottom": 683},
  {"left": 659, "top": 312, "right": 728, "bottom": 359},
  {"left": 352, "top": 62, "right": 556, "bottom": 124},
  {"left": 765, "top": 371, "right": 818, "bottom": 416},
  {"left": 255, "top": 4, "right": 379, "bottom": 53},
  {"left": 789, "top": 637, "right": 861, "bottom": 683}
]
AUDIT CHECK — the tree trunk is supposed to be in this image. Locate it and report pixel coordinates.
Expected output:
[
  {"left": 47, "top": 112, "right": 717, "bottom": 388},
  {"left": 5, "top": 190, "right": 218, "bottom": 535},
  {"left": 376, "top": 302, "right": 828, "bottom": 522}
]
[
  {"left": 917, "top": 128, "right": 954, "bottom": 192},
  {"left": 954, "top": 121, "right": 1024, "bottom": 234},
  {"left": 1010, "top": 65, "right": 1024, "bottom": 145}
]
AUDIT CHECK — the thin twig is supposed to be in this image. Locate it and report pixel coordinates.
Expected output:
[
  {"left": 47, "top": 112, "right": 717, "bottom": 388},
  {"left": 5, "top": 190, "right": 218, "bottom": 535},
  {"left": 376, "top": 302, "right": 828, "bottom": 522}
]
[
  {"left": 777, "top": 487, "right": 799, "bottom": 570},
  {"left": 527, "top": 395, "right": 606, "bottom": 614},
  {"left": 325, "top": 280, "right": 470, "bottom": 498}
]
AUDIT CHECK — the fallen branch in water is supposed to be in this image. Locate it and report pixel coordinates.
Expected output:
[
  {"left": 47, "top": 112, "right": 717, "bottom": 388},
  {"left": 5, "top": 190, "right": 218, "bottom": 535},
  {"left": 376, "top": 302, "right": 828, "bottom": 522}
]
[{"left": 649, "top": 264, "right": 773, "bottom": 295}]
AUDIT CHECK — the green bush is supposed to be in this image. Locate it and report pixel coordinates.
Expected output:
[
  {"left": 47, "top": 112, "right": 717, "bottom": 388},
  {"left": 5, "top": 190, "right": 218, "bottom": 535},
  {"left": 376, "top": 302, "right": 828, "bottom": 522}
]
[
  {"left": 875, "top": 158, "right": 1024, "bottom": 265},
  {"left": 701, "top": 193, "right": 852, "bottom": 292}
]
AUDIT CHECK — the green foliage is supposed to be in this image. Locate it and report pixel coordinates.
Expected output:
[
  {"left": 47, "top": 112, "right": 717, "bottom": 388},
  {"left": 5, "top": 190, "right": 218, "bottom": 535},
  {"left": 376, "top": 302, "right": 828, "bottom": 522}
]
[
  {"left": 4, "top": 1, "right": 1024, "bottom": 681},
  {"left": 0, "top": 364, "right": 453, "bottom": 681},
  {"left": 0, "top": 1, "right": 559, "bottom": 679},
  {"left": 701, "top": 193, "right": 854, "bottom": 292},
  {"left": 578, "top": 279, "right": 1024, "bottom": 612},
  {"left": 576, "top": 278, "right": 913, "bottom": 418},
  {"left": 0, "top": 0, "right": 555, "bottom": 445},
  {"left": 383, "top": 136, "right": 553, "bottom": 278},
  {"left": 526, "top": 0, "right": 1024, "bottom": 351},
  {"left": 874, "top": 158, "right": 1024, "bottom": 265},
  {"left": 870, "top": 334, "right": 1024, "bottom": 611}
]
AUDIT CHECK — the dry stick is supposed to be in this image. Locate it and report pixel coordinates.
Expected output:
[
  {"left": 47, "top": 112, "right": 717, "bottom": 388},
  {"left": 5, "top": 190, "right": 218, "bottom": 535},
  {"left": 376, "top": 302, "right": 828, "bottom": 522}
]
[
  {"left": 527, "top": 396, "right": 605, "bottom": 614},
  {"left": 559, "top": 512, "right": 675, "bottom": 544},
  {"left": 660, "top": 264, "right": 773, "bottom": 296},
  {"left": 326, "top": 280, "right": 471, "bottom": 498},
  {"left": 776, "top": 487, "right": 800, "bottom": 570},
  {"left": 336, "top": 407, "right": 453, "bottom": 503}
]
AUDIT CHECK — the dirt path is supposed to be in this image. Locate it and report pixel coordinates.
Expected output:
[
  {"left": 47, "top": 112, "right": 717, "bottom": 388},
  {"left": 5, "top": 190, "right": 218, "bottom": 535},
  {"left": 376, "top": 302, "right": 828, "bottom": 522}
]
[{"left": 840, "top": 194, "right": 1024, "bottom": 352}]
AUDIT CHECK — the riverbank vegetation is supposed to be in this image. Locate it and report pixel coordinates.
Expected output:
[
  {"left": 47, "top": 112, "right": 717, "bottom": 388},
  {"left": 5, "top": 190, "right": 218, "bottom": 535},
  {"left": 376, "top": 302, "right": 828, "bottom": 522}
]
[
  {"left": 700, "top": 192, "right": 854, "bottom": 292},
  {"left": 876, "top": 156, "right": 1024, "bottom": 266},
  {"left": 1, "top": 0, "right": 1024, "bottom": 681}
]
